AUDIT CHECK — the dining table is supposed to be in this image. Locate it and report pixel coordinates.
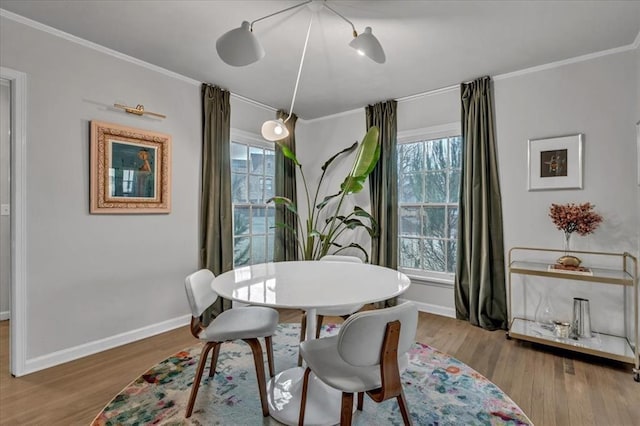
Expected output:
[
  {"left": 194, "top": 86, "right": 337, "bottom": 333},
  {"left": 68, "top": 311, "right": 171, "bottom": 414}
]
[{"left": 211, "top": 260, "right": 411, "bottom": 426}]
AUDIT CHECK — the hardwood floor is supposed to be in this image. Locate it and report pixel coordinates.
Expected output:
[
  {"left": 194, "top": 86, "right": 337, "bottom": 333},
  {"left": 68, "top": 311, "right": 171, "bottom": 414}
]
[{"left": 1, "top": 310, "right": 638, "bottom": 425}]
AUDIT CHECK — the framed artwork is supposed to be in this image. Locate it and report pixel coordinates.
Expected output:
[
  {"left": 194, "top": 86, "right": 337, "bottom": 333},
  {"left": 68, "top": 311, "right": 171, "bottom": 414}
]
[
  {"left": 527, "top": 134, "right": 583, "bottom": 191},
  {"left": 90, "top": 121, "right": 171, "bottom": 213},
  {"left": 637, "top": 121, "right": 640, "bottom": 186}
]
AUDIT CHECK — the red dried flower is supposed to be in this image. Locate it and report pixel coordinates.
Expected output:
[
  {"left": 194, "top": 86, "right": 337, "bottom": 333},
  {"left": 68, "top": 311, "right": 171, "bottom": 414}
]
[{"left": 548, "top": 202, "right": 603, "bottom": 236}]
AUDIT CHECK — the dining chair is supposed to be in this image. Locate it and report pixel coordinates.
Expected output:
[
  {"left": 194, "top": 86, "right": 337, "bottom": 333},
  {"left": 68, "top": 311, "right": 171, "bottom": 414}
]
[
  {"left": 184, "top": 269, "right": 279, "bottom": 418},
  {"left": 297, "top": 254, "right": 364, "bottom": 366},
  {"left": 298, "top": 302, "right": 418, "bottom": 426}
]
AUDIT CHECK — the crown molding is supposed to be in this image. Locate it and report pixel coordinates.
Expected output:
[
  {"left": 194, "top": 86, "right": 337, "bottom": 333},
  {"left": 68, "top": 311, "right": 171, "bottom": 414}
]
[
  {"left": 0, "top": 9, "right": 279, "bottom": 114},
  {"left": 0, "top": 9, "right": 201, "bottom": 86},
  {"left": 494, "top": 43, "right": 637, "bottom": 82},
  {"left": 300, "top": 106, "right": 363, "bottom": 124},
  {"left": 2, "top": 8, "right": 638, "bottom": 121}
]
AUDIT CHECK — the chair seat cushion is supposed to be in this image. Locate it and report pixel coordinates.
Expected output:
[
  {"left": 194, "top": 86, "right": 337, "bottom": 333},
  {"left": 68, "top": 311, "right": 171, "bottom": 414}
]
[
  {"left": 299, "top": 336, "right": 408, "bottom": 393},
  {"left": 200, "top": 306, "right": 278, "bottom": 342},
  {"left": 316, "top": 304, "right": 364, "bottom": 317}
]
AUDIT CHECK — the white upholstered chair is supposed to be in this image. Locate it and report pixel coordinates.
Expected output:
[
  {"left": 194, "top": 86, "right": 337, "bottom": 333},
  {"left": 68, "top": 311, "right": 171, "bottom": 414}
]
[
  {"left": 184, "top": 269, "right": 279, "bottom": 418},
  {"left": 297, "top": 254, "right": 365, "bottom": 366},
  {"left": 298, "top": 302, "right": 418, "bottom": 426}
]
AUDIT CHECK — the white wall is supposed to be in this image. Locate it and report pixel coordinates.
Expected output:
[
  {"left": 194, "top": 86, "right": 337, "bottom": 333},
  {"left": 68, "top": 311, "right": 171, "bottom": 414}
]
[
  {"left": 298, "top": 48, "right": 640, "bottom": 320},
  {"left": 0, "top": 15, "right": 271, "bottom": 372}
]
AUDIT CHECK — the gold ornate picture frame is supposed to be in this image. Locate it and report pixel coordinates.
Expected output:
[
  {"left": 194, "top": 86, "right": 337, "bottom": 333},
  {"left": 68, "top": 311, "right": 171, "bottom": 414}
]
[{"left": 90, "top": 121, "right": 171, "bottom": 213}]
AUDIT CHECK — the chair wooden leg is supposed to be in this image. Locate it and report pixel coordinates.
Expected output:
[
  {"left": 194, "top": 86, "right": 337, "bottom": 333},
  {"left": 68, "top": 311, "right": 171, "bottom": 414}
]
[
  {"left": 357, "top": 392, "right": 364, "bottom": 411},
  {"left": 298, "top": 312, "right": 307, "bottom": 367},
  {"left": 397, "top": 389, "right": 412, "bottom": 426},
  {"left": 315, "top": 314, "right": 324, "bottom": 339},
  {"left": 244, "top": 338, "right": 269, "bottom": 417},
  {"left": 265, "top": 335, "right": 275, "bottom": 378},
  {"left": 340, "top": 392, "right": 354, "bottom": 426},
  {"left": 185, "top": 342, "right": 216, "bottom": 418},
  {"left": 298, "top": 367, "right": 312, "bottom": 426},
  {"left": 208, "top": 342, "right": 221, "bottom": 377}
]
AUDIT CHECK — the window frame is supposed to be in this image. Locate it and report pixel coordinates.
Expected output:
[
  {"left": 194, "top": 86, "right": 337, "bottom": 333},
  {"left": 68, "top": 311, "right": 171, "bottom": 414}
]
[
  {"left": 230, "top": 129, "right": 276, "bottom": 267},
  {"left": 397, "top": 122, "right": 462, "bottom": 286}
]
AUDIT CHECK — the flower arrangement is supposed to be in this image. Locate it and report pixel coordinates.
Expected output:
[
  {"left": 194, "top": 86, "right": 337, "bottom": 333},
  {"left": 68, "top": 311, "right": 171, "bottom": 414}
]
[{"left": 548, "top": 202, "right": 603, "bottom": 236}]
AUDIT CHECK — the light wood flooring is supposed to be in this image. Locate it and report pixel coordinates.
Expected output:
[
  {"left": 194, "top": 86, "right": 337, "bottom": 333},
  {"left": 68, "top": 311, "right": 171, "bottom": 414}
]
[{"left": 1, "top": 309, "right": 638, "bottom": 425}]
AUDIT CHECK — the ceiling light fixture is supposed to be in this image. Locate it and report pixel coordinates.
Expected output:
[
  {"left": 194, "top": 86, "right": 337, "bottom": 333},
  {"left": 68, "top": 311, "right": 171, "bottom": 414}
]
[{"left": 216, "top": 0, "right": 386, "bottom": 141}]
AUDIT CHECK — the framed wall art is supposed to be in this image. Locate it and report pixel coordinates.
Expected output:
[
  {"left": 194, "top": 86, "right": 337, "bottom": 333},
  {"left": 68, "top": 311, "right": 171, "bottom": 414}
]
[
  {"left": 527, "top": 133, "right": 583, "bottom": 191},
  {"left": 90, "top": 121, "right": 171, "bottom": 213},
  {"left": 637, "top": 121, "right": 640, "bottom": 186}
]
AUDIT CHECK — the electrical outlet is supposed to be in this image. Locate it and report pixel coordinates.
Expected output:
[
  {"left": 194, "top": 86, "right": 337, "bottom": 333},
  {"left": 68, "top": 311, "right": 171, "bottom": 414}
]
[{"left": 0, "top": 204, "right": 9, "bottom": 216}]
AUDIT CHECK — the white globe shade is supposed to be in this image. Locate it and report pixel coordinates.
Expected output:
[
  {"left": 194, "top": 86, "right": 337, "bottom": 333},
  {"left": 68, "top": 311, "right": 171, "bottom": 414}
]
[
  {"left": 216, "top": 21, "right": 265, "bottom": 67},
  {"left": 262, "top": 119, "right": 290, "bottom": 141}
]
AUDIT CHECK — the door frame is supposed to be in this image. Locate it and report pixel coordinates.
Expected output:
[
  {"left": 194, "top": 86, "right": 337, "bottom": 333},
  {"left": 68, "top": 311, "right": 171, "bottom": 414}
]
[{"left": 1, "top": 66, "right": 27, "bottom": 377}]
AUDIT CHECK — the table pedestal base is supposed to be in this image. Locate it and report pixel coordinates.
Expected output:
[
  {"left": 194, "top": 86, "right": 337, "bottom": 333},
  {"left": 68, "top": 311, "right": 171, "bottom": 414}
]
[{"left": 267, "top": 366, "right": 354, "bottom": 426}]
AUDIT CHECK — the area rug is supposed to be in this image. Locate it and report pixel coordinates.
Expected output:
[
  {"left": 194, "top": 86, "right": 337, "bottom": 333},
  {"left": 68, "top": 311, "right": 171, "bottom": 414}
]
[{"left": 92, "top": 323, "right": 531, "bottom": 426}]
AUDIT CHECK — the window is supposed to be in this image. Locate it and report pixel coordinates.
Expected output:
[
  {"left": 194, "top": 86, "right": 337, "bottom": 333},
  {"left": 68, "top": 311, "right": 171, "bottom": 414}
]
[
  {"left": 397, "top": 126, "right": 462, "bottom": 281},
  {"left": 231, "top": 134, "right": 275, "bottom": 267}
]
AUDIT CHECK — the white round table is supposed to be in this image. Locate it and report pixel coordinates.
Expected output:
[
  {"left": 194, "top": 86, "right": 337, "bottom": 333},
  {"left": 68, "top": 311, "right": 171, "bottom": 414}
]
[{"left": 212, "top": 261, "right": 411, "bottom": 426}]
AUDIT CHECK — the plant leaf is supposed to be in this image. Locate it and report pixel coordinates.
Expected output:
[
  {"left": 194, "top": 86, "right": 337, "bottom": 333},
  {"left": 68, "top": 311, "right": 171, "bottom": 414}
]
[
  {"left": 316, "top": 192, "right": 341, "bottom": 210},
  {"left": 276, "top": 142, "right": 300, "bottom": 166},
  {"left": 272, "top": 222, "right": 297, "bottom": 235},
  {"left": 321, "top": 142, "right": 358, "bottom": 171},
  {"left": 267, "top": 196, "right": 298, "bottom": 214},
  {"left": 333, "top": 243, "right": 370, "bottom": 263},
  {"left": 339, "top": 126, "right": 381, "bottom": 194},
  {"left": 350, "top": 126, "right": 380, "bottom": 179}
]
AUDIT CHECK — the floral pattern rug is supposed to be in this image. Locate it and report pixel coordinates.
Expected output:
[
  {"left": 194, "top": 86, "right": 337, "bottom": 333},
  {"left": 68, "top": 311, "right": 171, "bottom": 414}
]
[{"left": 92, "top": 323, "right": 532, "bottom": 426}]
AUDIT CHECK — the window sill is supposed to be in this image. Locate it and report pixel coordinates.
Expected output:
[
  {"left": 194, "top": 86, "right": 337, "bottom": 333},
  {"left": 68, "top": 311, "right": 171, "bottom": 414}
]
[{"left": 403, "top": 272, "right": 454, "bottom": 288}]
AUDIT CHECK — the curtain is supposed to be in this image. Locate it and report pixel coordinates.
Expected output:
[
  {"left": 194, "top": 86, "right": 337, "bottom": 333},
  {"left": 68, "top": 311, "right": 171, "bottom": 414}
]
[
  {"left": 366, "top": 100, "right": 398, "bottom": 269},
  {"left": 274, "top": 110, "right": 299, "bottom": 261},
  {"left": 201, "top": 84, "right": 233, "bottom": 320},
  {"left": 455, "top": 76, "right": 508, "bottom": 331},
  {"left": 366, "top": 101, "right": 398, "bottom": 307}
]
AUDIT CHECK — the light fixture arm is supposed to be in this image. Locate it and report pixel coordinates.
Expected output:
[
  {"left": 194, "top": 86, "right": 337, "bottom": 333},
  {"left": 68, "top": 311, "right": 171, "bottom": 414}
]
[
  {"left": 250, "top": 0, "right": 313, "bottom": 31},
  {"left": 284, "top": 13, "right": 313, "bottom": 123},
  {"left": 322, "top": 3, "right": 358, "bottom": 37}
]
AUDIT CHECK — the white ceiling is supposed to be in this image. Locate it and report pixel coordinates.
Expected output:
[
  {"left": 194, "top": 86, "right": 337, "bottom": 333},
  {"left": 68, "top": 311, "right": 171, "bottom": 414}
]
[{"left": 2, "top": 1, "right": 639, "bottom": 119}]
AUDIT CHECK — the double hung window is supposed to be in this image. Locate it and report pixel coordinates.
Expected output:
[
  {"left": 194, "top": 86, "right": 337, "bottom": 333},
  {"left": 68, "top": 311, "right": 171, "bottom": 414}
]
[
  {"left": 231, "top": 133, "right": 275, "bottom": 266},
  {"left": 397, "top": 125, "right": 462, "bottom": 282}
]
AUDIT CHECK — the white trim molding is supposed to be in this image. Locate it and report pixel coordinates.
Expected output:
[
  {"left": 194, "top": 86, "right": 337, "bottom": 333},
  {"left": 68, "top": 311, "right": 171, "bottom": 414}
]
[
  {"left": 0, "top": 9, "right": 276, "bottom": 114},
  {"left": 0, "top": 66, "right": 27, "bottom": 377},
  {"left": 398, "top": 298, "right": 456, "bottom": 319},
  {"left": 0, "top": 311, "right": 9, "bottom": 321},
  {"left": 398, "top": 122, "right": 461, "bottom": 143},
  {"left": 23, "top": 315, "right": 191, "bottom": 375}
]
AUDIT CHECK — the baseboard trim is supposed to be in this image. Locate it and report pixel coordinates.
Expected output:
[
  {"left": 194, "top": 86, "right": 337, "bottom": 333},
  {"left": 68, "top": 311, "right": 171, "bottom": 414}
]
[
  {"left": 0, "top": 310, "right": 9, "bottom": 321},
  {"left": 398, "top": 298, "right": 456, "bottom": 319},
  {"left": 22, "top": 314, "right": 191, "bottom": 376}
]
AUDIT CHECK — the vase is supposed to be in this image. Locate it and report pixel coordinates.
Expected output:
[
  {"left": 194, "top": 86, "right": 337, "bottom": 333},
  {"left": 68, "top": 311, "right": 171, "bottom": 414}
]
[
  {"left": 535, "top": 292, "right": 556, "bottom": 331},
  {"left": 556, "top": 231, "right": 581, "bottom": 267}
]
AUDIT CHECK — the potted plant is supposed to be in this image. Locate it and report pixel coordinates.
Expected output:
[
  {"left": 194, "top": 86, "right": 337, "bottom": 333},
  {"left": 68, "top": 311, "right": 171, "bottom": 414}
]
[{"left": 268, "top": 126, "right": 381, "bottom": 261}]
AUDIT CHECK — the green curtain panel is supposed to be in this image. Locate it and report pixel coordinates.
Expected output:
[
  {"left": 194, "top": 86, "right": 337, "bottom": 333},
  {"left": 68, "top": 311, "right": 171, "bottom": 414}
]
[
  {"left": 366, "top": 101, "right": 398, "bottom": 308},
  {"left": 455, "top": 76, "right": 508, "bottom": 331},
  {"left": 200, "top": 84, "right": 233, "bottom": 320},
  {"left": 274, "top": 110, "right": 299, "bottom": 262},
  {"left": 366, "top": 100, "right": 398, "bottom": 270}
]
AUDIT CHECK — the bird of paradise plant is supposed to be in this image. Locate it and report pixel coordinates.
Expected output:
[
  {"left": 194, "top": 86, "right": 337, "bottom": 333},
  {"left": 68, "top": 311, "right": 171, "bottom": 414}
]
[{"left": 268, "top": 126, "right": 381, "bottom": 261}]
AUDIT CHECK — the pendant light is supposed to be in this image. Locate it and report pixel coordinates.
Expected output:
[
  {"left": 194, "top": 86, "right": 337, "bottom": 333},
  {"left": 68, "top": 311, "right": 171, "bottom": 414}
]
[
  {"left": 261, "top": 12, "right": 313, "bottom": 141},
  {"left": 215, "top": 1, "right": 386, "bottom": 140}
]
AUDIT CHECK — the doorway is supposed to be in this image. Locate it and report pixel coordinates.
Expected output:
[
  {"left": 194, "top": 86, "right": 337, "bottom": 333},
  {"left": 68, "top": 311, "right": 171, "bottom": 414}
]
[
  {"left": 0, "top": 79, "right": 9, "bottom": 322},
  {"left": 0, "top": 67, "right": 27, "bottom": 377}
]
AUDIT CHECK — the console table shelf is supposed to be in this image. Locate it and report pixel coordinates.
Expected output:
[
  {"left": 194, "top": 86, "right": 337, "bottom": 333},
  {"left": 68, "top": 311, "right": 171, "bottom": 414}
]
[{"left": 507, "top": 247, "right": 639, "bottom": 382}]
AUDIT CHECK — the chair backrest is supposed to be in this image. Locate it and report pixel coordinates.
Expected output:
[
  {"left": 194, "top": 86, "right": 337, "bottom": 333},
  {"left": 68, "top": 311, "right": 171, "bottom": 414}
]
[
  {"left": 184, "top": 269, "right": 218, "bottom": 317},
  {"left": 319, "top": 254, "right": 363, "bottom": 264},
  {"left": 337, "top": 302, "right": 418, "bottom": 367}
]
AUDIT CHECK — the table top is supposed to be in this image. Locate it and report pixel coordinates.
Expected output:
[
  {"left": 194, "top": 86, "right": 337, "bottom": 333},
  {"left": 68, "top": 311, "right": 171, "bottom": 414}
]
[{"left": 212, "top": 261, "right": 411, "bottom": 310}]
